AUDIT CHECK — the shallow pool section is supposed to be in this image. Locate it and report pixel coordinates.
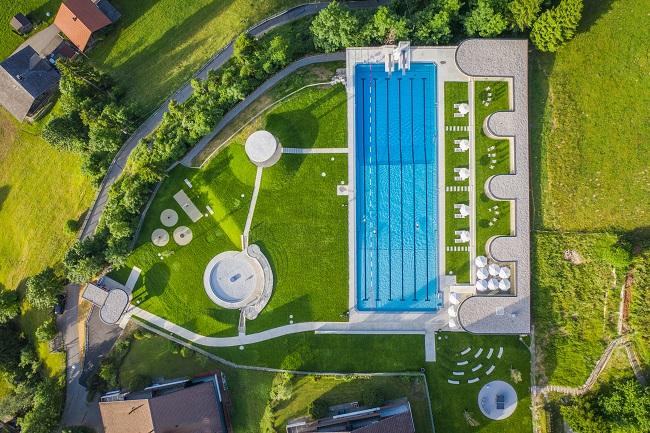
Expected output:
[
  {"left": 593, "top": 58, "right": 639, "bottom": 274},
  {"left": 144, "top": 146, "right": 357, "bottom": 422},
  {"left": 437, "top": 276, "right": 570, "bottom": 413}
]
[{"left": 355, "top": 63, "right": 441, "bottom": 311}]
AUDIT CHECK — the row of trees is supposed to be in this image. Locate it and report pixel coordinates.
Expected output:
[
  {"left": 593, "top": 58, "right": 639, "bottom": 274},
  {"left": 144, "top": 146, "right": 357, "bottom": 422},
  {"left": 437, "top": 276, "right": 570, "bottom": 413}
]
[
  {"left": 63, "top": 34, "right": 293, "bottom": 281},
  {"left": 310, "top": 0, "right": 583, "bottom": 53},
  {"left": 0, "top": 322, "right": 63, "bottom": 433},
  {"left": 42, "top": 59, "right": 134, "bottom": 186}
]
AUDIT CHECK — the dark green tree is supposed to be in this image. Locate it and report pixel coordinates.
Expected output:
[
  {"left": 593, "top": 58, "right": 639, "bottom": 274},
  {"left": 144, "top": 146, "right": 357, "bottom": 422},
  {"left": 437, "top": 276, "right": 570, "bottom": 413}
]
[
  {"left": 561, "top": 395, "right": 608, "bottom": 433},
  {"left": 17, "top": 379, "right": 63, "bottom": 433},
  {"left": 35, "top": 317, "right": 57, "bottom": 342},
  {"left": 412, "top": 0, "right": 462, "bottom": 44},
  {"left": 508, "top": 0, "right": 543, "bottom": 31},
  {"left": 310, "top": 1, "right": 360, "bottom": 52},
  {"left": 0, "top": 288, "right": 19, "bottom": 324},
  {"left": 63, "top": 237, "right": 106, "bottom": 283},
  {"left": 464, "top": 0, "right": 508, "bottom": 37},
  {"left": 530, "top": 0, "right": 583, "bottom": 52},
  {"left": 262, "top": 36, "right": 290, "bottom": 74},
  {"left": 600, "top": 379, "right": 650, "bottom": 431},
  {"left": 42, "top": 113, "right": 88, "bottom": 152},
  {"left": 362, "top": 6, "right": 410, "bottom": 45},
  {"left": 25, "top": 267, "right": 62, "bottom": 310}
]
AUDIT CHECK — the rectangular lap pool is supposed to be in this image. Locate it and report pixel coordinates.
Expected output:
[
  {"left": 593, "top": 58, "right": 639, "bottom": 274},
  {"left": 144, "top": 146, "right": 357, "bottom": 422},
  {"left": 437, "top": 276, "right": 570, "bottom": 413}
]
[{"left": 355, "top": 63, "right": 441, "bottom": 311}]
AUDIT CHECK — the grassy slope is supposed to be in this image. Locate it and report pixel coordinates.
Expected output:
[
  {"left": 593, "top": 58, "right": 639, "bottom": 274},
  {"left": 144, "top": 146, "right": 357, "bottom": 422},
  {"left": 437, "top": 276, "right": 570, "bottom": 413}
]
[
  {"left": 532, "top": 0, "right": 650, "bottom": 232},
  {"left": 532, "top": 232, "right": 629, "bottom": 386},
  {"left": 443, "top": 81, "right": 471, "bottom": 282},
  {"left": 474, "top": 80, "right": 511, "bottom": 256},
  {"left": 126, "top": 85, "right": 348, "bottom": 335},
  {"left": 0, "top": 0, "right": 58, "bottom": 59},
  {"left": 629, "top": 249, "right": 650, "bottom": 369},
  {"left": 89, "top": 0, "right": 303, "bottom": 114}
]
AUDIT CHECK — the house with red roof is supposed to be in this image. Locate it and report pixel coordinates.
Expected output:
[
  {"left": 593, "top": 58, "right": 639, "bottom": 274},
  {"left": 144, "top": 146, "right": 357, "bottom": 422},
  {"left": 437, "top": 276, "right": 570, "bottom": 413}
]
[{"left": 53, "top": 0, "right": 120, "bottom": 51}]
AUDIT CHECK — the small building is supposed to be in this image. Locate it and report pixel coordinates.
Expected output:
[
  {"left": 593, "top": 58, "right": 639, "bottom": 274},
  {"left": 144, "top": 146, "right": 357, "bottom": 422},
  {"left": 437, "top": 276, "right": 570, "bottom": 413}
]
[
  {"left": 53, "top": 0, "right": 119, "bottom": 51},
  {"left": 0, "top": 45, "right": 60, "bottom": 121},
  {"left": 10, "top": 13, "right": 33, "bottom": 34},
  {"left": 82, "top": 282, "right": 128, "bottom": 324},
  {"left": 286, "top": 398, "right": 416, "bottom": 433},
  {"left": 99, "top": 374, "right": 231, "bottom": 433},
  {"left": 13, "top": 24, "right": 77, "bottom": 60}
]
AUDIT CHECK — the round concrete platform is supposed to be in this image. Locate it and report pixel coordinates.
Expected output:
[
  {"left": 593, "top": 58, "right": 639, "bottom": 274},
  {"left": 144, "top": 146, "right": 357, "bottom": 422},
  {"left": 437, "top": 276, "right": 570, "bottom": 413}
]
[
  {"left": 478, "top": 380, "right": 518, "bottom": 420},
  {"left": 152, "top": 228, "right": 169, "bottom": 247},
  {"left": 161, "top": 209, "right": 179, "bottom": 227},
  {"left": 203, "top": 251, "right": 265, "bottom": 309},
  {"left": 173, "top": 226, "right": 193, "bottom": 246},
  {"left": 245, "top": 130, "right": 282, "bottom": 167},
  {"left": 100, "top": 288, "right": 129, "bottom": 324}
]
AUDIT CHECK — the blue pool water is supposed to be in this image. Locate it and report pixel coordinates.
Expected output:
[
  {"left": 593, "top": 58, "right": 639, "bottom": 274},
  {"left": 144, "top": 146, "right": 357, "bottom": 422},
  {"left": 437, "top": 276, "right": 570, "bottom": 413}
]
[{"left": 355, "top": 63, "right": 441, "bottom": 311}]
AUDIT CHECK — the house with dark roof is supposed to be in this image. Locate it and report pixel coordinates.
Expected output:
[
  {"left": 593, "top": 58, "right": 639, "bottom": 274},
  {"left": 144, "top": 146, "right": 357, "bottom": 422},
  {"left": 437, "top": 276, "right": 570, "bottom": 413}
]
[
  {"left": 0, "top": 45, "right": 60, "bottom": 120},
  {"left": 53, "top": 0, "right": 120, "bottom": 51},
  {"left": 99, "top": 374, "right": 231, "bottom": 433},
  {"left": 286, "top": 398, "right": 416, "bottom": 433},
  {"left": 10, "top": 13, "right": 33, "bottom": 34}
]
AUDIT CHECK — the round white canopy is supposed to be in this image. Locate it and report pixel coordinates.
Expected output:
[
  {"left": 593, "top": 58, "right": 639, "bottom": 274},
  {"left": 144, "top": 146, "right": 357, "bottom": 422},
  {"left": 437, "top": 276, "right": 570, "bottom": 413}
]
[
  {"left": 459, "top": 204, "right": 470, "bottom": 217},
  {"left": 245, "top": 130, "right": 279, "bottom": 165},
  {"left": 478, "top": 380, "right": 518, "bottom": 420},
  {"left": 476, "top": 267, "right": 489, "bottom": 280},
  {"left": 499, "top": 266, "right": 511, "bottom": 279},
  {"left": 448, "top": 318, "right": 457, "bottom": 328},
  {"left": 488, "top": 263, "right": 501, "bottom": 276},
  {"left": 459, "top": 139, "right": 470, "bottom": 151},
  {"left": 488, "top": 278, "right": 499, "bottom": 291},
  {"left": 475, "top": 279, "right": 488, "bottom": 292},
  {"left": 475, "top": 255, "right": 488, "bottom": 267},
  {"left": 458, "top": 167, "right": 470, "bottom": 180},
  {"left": 459, "top": 230, "right": 471, "bottom": 243},
  {"left": 449, "top": 292, "right": 460, "bottom": 305},
  {"left": 458, "top": 103, "right": 470, "bottom": 115},
  {"left": 499, "top": 279, "right": 511, "bottom": 291},
  {"left": 447, "top": 306, "right": 457, "bottom": 317}
]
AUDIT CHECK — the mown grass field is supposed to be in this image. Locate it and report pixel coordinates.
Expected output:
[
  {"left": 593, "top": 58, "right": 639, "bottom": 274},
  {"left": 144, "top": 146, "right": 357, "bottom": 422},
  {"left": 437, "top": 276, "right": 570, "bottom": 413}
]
[
  {"left": 120, "top": 84, "right": 348, "bottom": 335},
  {"left": 0, "top": 0, "right": 59, "bottom": 59},
  {"left": 531, "top": 0, "right": 650, "bottom": 232},
  {"left": 443, "top": 81, "right": 471, "bottom": 282},
  {"left": 89, "top": 0, "right": 303, "bottom": 114},
  {"left": 474, "top": 80, "right": 511, "bottom": 257},
  {"left": 532, "top": 232, "right": 630, "bottom": 387}
]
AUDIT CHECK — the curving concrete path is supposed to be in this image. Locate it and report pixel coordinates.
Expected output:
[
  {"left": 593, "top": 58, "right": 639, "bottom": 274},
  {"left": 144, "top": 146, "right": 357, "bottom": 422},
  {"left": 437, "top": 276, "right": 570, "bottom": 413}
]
[{"left": 79, "top": 1, "right": 386, "bottom": 240}]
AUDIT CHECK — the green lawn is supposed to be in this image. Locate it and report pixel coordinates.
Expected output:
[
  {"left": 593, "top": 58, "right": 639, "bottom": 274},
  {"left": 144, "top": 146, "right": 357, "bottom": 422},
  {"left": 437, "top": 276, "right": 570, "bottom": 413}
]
[
  {"left": 122, "top": 84, "right": 348, "bottom": 335},
  {"left": 629, "top": 248, "right": 650, "bottom": 370},
  {"left": 443, "top": 81, "right": 471, "bottom": 282},
  {"left": 89, "top": 0, "right": 303, "bottom": 114},
  {"left": 532, "top": 232, "right": 630, "bottom": 387},
  {"left": 0, "top": 0, "right": 59, "bottom": 59},
  {"left": 474, "top": 80, "right": 512, "bottom": 257},
  {"left": 425, "top": 332, "right": 532, "bottom": 433},
  {"left": 531, "top": 0, "right": 650, "bottom": 232}
]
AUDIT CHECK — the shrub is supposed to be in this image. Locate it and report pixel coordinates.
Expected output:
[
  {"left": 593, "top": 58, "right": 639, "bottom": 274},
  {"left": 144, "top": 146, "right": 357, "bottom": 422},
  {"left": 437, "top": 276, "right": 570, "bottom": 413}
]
[
  {"left": 25, "top": 267, "right": 62, "bottom": 310},
  {"left": 42, "top": 113, "right": 87, "bottom": 152},
  {"left": 17, "top": 379, "right": 63, "bottom": 433},
  {"left": 412, "top": 0, "right": 462, "bottom": 44},
  {"left": 464, "top": 0, "right": 508, "bottom": 37},
  {"left": 508, "top": 0, "right": 543, "bottom": 31},
  {"left": 0, "top": 289, "right": 19, "bottom": 324},
  {"left": 35, "top": 317, "right": 57, "bottom": 342},
  {"left": 530, "top": 0, "right": 583, "bottom": 52},
  {"left": 65, "top": 218, "right": 81, "bottom": 234},
  {"left": 362, "top": 6, "right": 410, "bottom": 45},
  {"left": 63, "top": 235, "right": 107, "bottom": 283}
]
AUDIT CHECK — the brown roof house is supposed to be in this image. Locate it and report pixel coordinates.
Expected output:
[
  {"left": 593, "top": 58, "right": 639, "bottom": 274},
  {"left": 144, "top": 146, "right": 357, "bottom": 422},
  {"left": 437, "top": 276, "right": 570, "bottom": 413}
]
[
  {"left": 53, "top": 0, "right": 120, "bottom": 51},
  {"left": 0, "top": 45, "right": 60, "bottom": 120},
  {"left": 286, "top": 398, "right": 416, "bottom": 433},
  {"left": 10, "top": 13, "right": 33, "bottom": 34},
  {"left": 99, "top": 374, "right": 231, "bottom": 433}
]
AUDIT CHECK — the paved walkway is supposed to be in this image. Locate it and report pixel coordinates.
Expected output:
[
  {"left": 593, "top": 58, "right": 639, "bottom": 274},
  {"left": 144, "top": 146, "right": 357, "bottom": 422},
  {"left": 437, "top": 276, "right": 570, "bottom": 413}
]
[
  {"left": 242, "top": 166, "right": 264, "bottom": 248},
  {"left": 282, "top": 147, "right": 349, "bottom": 154},
  {"left": 79, "top": 0, "right": 386, "bottom": 239},
  {"left": 129, "top": 306, "right": 429, "bottom": 348}
]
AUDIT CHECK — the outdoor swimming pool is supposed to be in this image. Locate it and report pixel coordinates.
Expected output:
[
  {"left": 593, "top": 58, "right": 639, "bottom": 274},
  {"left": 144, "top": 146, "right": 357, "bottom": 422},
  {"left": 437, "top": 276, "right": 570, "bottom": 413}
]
[{"left": 355, "top": 62, "right": 441, "bottom": 311}]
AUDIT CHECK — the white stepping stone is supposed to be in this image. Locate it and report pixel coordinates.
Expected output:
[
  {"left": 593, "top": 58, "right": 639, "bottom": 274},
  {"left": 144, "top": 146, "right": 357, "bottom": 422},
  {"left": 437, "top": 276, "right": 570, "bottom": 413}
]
[
  {"left": 447, "top": 379, "right": 460, "bottom": 385},
  {"left": 486, "top": 348, "right": 494, "bottom": 359},
  {"left": 472, "top": 364, "right": 483, "bottom": 372},
  {"left": 486, "top": 365, "right": 496, "bottom": 375},
  {"left": 457, "top": 360, "right": 469, "bottom": 366},
  {"left": 497, "top": 347, "right": 504, "bottom": 359},
  {"left": 452, "top": 371, "right": 464, "bottom": 376},
  {"left": 461, "top": 347, "right": 472, "bottom": 355},
  {"left": 468, "top": 378, "right": 480, "bottom": 384},
  {"left": 474, "top": 348, "right": 484, "bottom": 358}
]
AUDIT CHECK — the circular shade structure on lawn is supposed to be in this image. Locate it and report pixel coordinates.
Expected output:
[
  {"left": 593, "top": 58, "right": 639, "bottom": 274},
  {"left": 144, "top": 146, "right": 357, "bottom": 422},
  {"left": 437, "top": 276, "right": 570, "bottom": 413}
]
[
  {"left": 245, "top": 130, "right": 282, "bottom": 167},
  {"left": 499, "top": 278, "right": 511, "bottom": 291},
  {"left": 160, "top": 209, "right": 178, "bottom": 227},
  {"left": 203, "top": 250, "right": 265, "bottom": 309},
  {"left": 475, "top": 280, "right": 488, "bottom": 292},
  {"left": 499, "top": 266, "right": 511, "bottom": 279},
  {"left": 476, "top": 267, "right": 489, "bottom": 280},
  {"left": 475, "top": 255, "right": 488, "bottom": 268},
  {"left": 173, "top": 226, "right": 193, "bottom": 246},
  {"left": 151, "top": 228, "right": 169, "bottom": 247},
  {"left": 478, "top": 381, "right": 518, "bottom": 420}
]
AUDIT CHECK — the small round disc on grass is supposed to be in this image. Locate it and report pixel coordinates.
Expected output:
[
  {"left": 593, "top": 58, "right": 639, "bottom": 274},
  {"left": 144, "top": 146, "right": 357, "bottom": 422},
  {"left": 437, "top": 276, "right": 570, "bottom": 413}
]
[
  {"left": 161, "top": 209, "right": 179, "bottom": 227},
  {"left": 152, "top": 228, "right": 169, "bottom": 247},
  {"left": 173, "top": 226, "right": 193, "bottom": 246}
]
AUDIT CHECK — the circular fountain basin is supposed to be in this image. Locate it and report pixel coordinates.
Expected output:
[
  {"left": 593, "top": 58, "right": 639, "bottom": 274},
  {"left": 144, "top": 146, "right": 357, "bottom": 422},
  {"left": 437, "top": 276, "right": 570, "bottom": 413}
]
[{"left": 203, "top": 251, "right": 264, "bottom": 309}]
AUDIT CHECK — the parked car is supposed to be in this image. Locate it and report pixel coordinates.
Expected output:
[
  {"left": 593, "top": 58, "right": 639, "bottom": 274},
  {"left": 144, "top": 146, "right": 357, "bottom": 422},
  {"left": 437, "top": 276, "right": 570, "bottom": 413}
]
[{"left": 54, "top": 294, "right": 67, "bottom": 315}]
